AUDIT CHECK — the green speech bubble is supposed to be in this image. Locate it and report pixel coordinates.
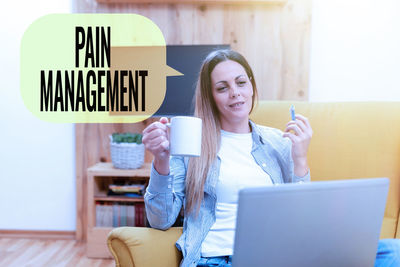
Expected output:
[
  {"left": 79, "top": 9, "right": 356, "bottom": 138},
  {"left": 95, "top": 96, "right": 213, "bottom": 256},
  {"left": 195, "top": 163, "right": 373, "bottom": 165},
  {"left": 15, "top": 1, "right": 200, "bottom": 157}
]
[{"left": 21, "top": 14, "right": 182, "bottom": 123}]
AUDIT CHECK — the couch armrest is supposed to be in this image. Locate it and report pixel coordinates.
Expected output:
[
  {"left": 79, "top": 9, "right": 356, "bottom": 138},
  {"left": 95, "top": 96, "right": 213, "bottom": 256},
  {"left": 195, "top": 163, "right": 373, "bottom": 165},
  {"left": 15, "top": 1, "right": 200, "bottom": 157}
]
[{"left": 107, "top": 227, "right": 183, "bottom": 267}]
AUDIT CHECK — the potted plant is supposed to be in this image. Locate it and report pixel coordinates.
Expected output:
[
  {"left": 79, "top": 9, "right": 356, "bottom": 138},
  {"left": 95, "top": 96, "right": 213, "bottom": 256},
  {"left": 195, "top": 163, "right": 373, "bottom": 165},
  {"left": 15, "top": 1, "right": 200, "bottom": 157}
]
[{"left": 110, "top": 132, "right": 144, "bottom": 169}]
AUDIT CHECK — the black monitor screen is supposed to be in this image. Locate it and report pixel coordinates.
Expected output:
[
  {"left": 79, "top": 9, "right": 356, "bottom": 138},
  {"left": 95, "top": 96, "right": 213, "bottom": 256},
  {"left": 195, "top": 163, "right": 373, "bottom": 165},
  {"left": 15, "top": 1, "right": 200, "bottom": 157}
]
[{"left": 154, "top": 44, "right": 230, "bottom": 117}]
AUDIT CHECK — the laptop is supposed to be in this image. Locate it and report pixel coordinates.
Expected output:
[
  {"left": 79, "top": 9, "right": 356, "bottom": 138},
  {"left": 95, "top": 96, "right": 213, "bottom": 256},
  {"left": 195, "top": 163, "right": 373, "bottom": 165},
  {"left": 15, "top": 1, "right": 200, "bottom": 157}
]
[{"left": 232, "top": 178, "right": 389, "bottom": 267}]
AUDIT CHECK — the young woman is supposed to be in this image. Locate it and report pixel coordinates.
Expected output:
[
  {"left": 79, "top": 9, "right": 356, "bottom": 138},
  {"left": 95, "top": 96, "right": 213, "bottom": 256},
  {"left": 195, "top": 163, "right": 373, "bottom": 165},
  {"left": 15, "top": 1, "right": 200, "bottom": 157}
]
[{"left": 142, "top": 50, "right": 399, "bottom": 267}]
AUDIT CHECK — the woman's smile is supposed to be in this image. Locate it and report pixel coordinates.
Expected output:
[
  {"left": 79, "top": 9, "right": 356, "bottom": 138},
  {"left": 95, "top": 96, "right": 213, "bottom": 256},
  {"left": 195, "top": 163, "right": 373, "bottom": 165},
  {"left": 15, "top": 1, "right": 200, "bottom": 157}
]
[{"left": 228, "top": 101, "right": 245, "bottom": 108}]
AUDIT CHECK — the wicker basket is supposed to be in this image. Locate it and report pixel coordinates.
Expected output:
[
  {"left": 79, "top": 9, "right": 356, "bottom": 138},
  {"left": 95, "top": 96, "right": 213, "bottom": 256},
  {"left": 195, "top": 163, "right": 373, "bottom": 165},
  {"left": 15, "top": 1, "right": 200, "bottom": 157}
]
[{"left": 110, "top": 136, "right": 145, "bottom": 169}]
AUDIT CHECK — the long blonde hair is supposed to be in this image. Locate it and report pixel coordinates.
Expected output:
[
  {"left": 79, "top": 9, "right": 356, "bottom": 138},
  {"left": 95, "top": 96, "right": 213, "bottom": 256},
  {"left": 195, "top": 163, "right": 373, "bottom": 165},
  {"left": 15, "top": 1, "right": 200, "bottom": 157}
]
[{"left": 185, "top": 50, "right": 258, "bottom": 216}]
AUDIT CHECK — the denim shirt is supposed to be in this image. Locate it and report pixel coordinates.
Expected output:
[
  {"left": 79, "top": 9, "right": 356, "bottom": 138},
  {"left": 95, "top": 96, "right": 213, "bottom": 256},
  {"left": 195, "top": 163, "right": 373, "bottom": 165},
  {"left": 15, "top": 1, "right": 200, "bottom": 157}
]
[{"left": 144, "top": 121, "right": 311, "bottom": 267}]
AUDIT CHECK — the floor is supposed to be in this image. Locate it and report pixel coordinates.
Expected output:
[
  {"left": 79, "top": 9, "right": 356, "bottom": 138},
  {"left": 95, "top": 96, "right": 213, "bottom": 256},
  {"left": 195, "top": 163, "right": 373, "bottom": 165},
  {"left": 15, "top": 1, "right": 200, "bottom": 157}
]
[{"left": 0, "top": 238, "right": 115, "bottom": 267}]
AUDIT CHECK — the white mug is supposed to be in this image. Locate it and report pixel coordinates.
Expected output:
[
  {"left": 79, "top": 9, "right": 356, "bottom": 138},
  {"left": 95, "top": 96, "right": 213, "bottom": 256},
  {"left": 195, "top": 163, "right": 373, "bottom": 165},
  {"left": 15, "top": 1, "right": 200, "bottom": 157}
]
[{"left": 167, "top": 116, "right": 202, "bottom": 157}]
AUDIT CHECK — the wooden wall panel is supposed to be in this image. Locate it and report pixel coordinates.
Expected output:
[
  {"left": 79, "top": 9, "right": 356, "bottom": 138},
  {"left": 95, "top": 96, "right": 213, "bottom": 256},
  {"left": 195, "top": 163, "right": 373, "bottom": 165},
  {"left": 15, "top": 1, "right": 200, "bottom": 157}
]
[
  {"left": 280, "top": 0, "right": 312, "bottom": 99},
  {"left": 72, "top": 0, "right": 312, "bottom": 101},
  {"left": 73, "top": 0, "right": 312, "bottom": 240}
]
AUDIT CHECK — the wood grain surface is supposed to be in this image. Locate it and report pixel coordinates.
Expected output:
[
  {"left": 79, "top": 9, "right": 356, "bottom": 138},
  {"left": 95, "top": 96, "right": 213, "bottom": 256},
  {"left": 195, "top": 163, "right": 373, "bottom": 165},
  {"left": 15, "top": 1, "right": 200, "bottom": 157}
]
[{"left": 0, "top": 238, "right": 114, "bottom": 266}]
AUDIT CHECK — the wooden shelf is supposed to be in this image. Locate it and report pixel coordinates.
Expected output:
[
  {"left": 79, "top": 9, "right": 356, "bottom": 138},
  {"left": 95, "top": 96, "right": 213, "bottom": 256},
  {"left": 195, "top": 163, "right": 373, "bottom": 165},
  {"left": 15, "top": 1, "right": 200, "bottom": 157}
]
[
  {"left": 87, "top": 227, "right": 113, "bottom": 258},
  {"left": 94, "top": 195, "right": 145, "bottom": 202},
  {"left": 86, "top": 162, "right": 151, "bottom": 258},
  {"left": 88, "top": 162, "right": 151, "bottom": 177}
]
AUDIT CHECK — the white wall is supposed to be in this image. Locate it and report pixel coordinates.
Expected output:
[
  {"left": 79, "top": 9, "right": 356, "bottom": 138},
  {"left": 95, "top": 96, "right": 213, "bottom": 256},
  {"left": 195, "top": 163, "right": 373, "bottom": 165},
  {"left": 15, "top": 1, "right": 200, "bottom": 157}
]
[
  {"left": 0, "top": 1, "right": 75, "bottom": 230},
  {"left": 309, "top": 0, "right": 400, "bottom": 101}
]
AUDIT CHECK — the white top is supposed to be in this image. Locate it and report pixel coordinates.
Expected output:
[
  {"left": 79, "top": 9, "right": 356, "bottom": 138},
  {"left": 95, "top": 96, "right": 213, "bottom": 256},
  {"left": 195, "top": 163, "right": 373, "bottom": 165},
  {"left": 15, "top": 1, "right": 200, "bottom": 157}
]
[{"left": 200, "top": 130, "right": 273, "bottom": 257}]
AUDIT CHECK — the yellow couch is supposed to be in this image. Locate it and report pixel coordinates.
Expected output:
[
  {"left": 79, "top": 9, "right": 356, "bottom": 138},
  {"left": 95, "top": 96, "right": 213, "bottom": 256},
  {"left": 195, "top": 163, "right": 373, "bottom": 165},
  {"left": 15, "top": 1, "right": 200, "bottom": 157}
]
[{"left": 107, "top": 101, "right": 400, "bottom": 267}]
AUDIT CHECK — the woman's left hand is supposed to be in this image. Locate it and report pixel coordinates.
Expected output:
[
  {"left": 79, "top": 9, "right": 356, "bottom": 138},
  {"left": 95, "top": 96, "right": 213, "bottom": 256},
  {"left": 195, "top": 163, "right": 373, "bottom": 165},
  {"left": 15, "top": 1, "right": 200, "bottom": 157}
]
[{"left": 283, "top": 114, "right": 313, "bottom": 177}]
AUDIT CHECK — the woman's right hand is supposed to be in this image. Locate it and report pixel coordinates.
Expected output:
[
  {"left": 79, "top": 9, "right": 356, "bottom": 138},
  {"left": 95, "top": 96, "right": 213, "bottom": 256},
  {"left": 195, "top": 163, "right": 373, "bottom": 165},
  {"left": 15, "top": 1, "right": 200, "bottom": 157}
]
[{"left": 142, "top": 117, "right": 170, "bottom": 175}]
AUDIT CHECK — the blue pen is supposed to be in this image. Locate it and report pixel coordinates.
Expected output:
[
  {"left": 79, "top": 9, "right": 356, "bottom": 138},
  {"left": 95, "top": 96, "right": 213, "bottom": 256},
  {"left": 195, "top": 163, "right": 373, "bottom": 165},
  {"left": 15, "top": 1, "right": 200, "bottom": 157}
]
[{"left": 290, "top": 105, "right": 296, "bottom": 121}]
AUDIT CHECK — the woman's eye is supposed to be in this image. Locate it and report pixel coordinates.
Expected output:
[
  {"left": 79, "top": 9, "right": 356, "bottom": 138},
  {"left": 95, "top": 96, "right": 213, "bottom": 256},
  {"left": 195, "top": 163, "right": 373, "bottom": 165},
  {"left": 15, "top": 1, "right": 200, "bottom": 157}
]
[
  {"left": 217, "top": 87, "right": 227, "bottom": 91},
  {"left": 238, "top": 81, "right": 246, "bottom": 86}
]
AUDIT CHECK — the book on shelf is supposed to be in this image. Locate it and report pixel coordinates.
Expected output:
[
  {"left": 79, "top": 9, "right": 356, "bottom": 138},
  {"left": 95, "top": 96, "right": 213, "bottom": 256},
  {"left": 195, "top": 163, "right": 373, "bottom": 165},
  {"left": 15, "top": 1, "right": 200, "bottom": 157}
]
[
  {"left": 127, "top": 204, "right": 135, "bottom": 226},
  {"left": 96, "top": 202, "right": 113, "bottom": 227},
  {"left": 138, "top": 204, "right": 142, "bottom": 226},
  {"left": 96, "top": 201, "right": 145, "bottom": 227},
  {"left": 105, "top": 204, "right": 113, "bottom": 227},
  {"left": 134, "top": 203, "right": 146, "bottom": 227}
]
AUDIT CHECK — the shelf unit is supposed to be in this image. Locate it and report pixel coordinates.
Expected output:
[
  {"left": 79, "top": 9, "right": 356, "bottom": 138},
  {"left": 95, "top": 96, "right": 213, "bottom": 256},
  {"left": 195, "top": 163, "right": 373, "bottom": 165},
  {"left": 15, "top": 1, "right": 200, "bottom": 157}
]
[{"left": 86, "top": 162, "right": 151, "bottom": 258}]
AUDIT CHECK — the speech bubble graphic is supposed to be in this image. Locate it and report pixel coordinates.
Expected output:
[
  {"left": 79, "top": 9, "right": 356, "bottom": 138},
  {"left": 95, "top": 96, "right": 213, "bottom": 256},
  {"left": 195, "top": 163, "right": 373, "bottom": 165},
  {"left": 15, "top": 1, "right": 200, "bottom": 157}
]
[{"left": 20, "top": 14, "right": 182, "bottom": 123}]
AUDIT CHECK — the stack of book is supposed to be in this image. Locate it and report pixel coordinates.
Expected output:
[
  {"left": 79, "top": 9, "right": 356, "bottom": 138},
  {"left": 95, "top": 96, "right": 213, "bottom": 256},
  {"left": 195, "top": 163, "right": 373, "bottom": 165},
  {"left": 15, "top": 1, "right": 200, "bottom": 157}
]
[
  {"left": 95, "top": 202, "right": 146, "bottom": 227},
  {"left": 107, "top": 184, "right": 145, "bottom": 198}
]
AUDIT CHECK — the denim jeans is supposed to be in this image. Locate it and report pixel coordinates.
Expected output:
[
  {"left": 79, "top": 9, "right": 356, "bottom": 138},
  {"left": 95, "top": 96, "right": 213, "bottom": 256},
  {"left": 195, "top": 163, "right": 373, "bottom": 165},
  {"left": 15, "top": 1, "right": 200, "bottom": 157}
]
[
  {"left": 197, "top": 256, "right": 232, "bottom": 267},
  {"left": 197, "top": 239, "right": 400, "bottom": 267},
  {"left": 375, "top": 239, "right": 400, "bottom": 267}
]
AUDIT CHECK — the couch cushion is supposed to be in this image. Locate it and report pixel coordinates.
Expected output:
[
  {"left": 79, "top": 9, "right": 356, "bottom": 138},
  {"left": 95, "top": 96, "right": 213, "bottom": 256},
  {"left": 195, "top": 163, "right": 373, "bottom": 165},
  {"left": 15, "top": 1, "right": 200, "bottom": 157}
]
[
  {"left": 108, "top": 227, "right": 183, "bottom": 267},
  {"left": 250, "top": 101, "right": 400, "bottom": 239}
]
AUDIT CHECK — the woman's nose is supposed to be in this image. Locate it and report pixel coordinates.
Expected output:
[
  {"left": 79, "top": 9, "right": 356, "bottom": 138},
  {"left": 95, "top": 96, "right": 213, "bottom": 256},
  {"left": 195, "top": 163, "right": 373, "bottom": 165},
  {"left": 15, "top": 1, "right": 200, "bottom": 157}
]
[{"left": 229, "top": 85, "right": 240, "bottom": 98}]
